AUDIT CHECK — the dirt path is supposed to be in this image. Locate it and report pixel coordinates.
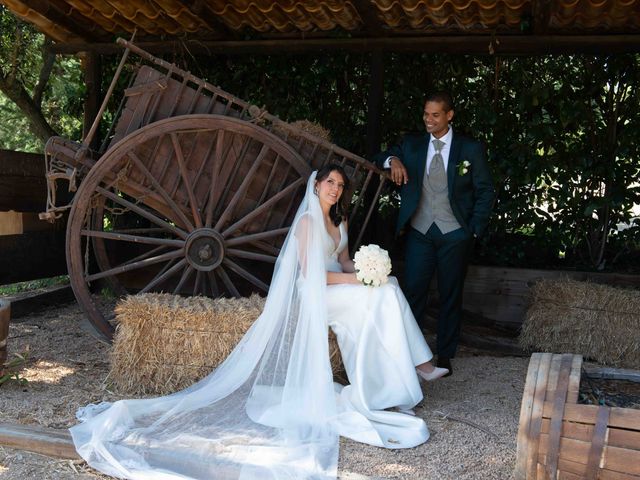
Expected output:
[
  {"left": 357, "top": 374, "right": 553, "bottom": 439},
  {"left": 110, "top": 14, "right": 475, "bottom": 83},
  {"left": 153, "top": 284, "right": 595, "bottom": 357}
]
[{"left": 0, "top": 302, "right": 527, "bottom": 479}]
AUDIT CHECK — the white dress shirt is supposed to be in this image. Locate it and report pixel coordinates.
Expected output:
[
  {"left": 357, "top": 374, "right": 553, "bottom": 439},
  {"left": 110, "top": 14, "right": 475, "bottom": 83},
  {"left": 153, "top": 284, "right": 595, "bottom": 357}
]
[{"left": 384, "top": 127, "right": 454, "bottom": 174}]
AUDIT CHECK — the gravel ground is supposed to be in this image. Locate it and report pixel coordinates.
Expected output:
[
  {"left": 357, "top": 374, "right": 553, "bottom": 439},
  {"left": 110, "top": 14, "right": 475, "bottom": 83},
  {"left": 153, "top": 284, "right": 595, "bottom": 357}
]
[{"left": 0, "top": 302, "right": 528, "bottom": 479}]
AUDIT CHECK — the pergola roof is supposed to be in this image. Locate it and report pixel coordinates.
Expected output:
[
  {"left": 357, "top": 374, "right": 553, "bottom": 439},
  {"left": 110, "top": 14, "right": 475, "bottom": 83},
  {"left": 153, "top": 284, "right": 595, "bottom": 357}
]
[{"left": 2, "top": 0, "right": 640, "bottom": 54}]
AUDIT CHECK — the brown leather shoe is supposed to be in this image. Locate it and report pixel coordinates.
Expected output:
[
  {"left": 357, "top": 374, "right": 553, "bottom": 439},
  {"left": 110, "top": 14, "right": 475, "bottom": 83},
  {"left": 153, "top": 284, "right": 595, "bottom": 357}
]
[{"left": 437, "top": 357, "right": 453, "bottom": 377}]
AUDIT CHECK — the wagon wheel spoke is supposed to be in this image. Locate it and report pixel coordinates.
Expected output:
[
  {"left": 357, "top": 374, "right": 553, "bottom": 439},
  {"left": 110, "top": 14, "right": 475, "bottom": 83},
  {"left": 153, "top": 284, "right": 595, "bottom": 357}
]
[
  {"left": 81, "top": 229, "right": 185, "bottom": 248},
  {"left": 173, "top": 265, "right": 195, "bottom": 295},
  {"left": 221, "top": 178, "right": 305, "bottom": 238},
  {"left": 171, "top": 133, "right": 203, "bottom": 229},
  {"left": 213, "top": 138, "right": 256, "bottom": 223},
  {"left": 204, "top": 129, "right": 226, "bottom": 228},
  {"left": 121, "top": 245, "right": 168, "bottom": 267},
  {"left": 215, "top": 266, "right": 241, "bottom": 298},
  {"left": 207, "top": 271, "right": 219, "bottom": 297},
  {"left": 140, "top": 258, "right": 187, "bottom": 294},
  {"left": 222, "top": 258, "right": 269, "bottom": 292},
  {"left": 194, "top": 270, "right": 204, "bottom": 296},
  {"left": 96, "top": 186, "right": 188, "bottom": 239},
  {"left": 226, "top": 249, "right": 277, "bottom": 264},
  {"left": 249, "top": 240, "right": 281, "bottom": 256},
  {"left": 85, "top": 249, "right": 184, "bottom": 283},
  {"left": 214, "top": 144, "right": 271, "bottom": 231},
  {"left": 127, "top": 151, "right": 195, "bottom": 232},
  {"left": 225, "top": 227, "right": 290, "bottom": 247}
]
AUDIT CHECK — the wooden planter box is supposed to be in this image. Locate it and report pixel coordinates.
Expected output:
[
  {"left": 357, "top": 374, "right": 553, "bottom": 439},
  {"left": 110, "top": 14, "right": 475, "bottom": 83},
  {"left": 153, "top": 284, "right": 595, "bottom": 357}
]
[{"left": 515, "top": 352, "right": 640, "bottom": 479}]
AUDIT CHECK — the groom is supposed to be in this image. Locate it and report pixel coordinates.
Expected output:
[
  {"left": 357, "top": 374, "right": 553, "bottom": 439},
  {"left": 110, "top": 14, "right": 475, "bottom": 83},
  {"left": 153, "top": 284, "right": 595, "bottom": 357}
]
[{"left": 374, "top": 91, "right": 495, "bottom": 376}]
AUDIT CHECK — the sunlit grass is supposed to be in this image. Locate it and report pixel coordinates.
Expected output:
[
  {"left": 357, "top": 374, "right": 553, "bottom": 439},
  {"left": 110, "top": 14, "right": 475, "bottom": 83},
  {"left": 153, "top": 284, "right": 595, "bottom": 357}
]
[{"left": 0, "top": 275, "right": 69, "bottom": 296}]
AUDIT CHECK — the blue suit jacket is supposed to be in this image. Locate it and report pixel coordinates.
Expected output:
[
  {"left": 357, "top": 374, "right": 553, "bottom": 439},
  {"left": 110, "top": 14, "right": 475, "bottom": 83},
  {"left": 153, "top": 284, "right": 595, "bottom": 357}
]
[{"left": 374, "top": 131, "right": 495, "bottom": 237}]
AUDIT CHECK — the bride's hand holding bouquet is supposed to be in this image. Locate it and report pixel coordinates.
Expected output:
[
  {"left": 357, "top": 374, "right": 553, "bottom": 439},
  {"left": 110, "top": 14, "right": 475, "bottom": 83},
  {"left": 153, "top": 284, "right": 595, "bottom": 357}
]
[{"left": 353, "top": 244, "right": 392, "bottom": 287}]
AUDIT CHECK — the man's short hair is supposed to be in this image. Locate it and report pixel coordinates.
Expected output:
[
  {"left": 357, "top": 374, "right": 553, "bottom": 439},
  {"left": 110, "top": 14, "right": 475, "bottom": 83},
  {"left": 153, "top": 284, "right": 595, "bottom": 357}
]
[{"left": 425, "top": 92, "right": 454, "bottom": 112}]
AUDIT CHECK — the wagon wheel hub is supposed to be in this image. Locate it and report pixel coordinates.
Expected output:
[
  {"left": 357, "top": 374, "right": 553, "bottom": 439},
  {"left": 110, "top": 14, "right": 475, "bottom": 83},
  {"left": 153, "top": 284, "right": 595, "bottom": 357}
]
[{"left": 185, "top": 228, "right": 225, "bottom": 271}]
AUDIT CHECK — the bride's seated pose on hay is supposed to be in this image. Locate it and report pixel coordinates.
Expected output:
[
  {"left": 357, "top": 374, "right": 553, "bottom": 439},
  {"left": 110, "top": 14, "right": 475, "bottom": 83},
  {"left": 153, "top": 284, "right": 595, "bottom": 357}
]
[{"left": 70, "top": 164, "right": 447, "bottom": 480}]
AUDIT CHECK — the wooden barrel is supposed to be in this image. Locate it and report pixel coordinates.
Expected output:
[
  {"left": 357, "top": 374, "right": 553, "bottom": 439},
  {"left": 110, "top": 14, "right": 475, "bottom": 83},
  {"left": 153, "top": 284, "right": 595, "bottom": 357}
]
[
  {"left": 0, "top": 299, "right": 9, "bottom": 368},
  {"left": 515, "top": 352, "right": 640, "bottom": 479}
]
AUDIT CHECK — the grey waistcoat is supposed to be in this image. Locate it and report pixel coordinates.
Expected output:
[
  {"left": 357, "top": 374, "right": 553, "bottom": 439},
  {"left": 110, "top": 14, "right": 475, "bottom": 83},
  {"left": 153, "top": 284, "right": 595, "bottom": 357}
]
[{"left": 410, "top": 165, "right": 461, "bottom": 234}]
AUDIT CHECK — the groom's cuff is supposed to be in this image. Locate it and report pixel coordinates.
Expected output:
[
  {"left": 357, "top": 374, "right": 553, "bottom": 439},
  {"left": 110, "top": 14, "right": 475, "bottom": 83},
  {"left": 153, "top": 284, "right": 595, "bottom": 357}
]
[{"left": 383, "top": 156, "right": 393, "bottom": 169}]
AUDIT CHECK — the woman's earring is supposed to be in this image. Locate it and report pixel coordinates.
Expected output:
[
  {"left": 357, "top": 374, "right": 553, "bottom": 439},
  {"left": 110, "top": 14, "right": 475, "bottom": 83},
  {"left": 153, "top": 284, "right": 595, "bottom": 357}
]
[{"left": 314, "top": 187, "right": 318, "bottom": 196}]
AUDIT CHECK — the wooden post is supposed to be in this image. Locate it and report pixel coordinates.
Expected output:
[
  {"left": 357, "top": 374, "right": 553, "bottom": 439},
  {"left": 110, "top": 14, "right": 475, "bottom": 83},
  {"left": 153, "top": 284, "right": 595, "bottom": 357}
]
[
  {"left": 81, "top": 51, "right": 102, "bottom": 151},
  {"left": 0, "top": 300, "right": 9, "bottom": 368},
  {"left": 0, "top": 423, "right": 80, "bottom": 460}
]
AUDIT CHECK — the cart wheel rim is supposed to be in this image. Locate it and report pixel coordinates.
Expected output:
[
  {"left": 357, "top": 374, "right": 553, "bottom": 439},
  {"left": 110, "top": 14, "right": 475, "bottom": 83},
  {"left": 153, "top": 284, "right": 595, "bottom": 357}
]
[{"left": 66, "top": 114, "right": 311, "bottom": 341}]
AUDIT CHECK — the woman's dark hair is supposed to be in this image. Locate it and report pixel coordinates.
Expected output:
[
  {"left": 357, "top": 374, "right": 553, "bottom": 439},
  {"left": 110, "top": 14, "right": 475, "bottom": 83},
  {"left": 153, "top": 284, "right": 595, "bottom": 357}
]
[{"left": 315, "top": 164, "right": 351, "bottom": 226}]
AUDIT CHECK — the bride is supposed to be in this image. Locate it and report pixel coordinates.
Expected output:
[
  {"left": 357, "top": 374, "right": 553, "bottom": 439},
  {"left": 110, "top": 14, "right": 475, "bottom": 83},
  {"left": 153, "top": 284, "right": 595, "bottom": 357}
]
[{"left": 70, "top": 164, "right": 448, "bottom": 480}]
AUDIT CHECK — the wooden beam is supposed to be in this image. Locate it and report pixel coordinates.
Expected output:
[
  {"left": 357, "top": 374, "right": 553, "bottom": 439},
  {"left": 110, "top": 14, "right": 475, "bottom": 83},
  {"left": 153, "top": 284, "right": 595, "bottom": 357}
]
[
  {"left": 0, "top": 422, "right": 80, "bottom": 460},
  {"left": 48, "top": 35, "right": 640, "bottom": 56}
]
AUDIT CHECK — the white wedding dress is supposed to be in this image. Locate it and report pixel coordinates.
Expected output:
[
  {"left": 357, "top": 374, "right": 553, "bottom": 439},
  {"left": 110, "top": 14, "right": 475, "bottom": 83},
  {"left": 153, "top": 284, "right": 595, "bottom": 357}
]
[
  {"left": 324, "top": 223, "right": 432, "bottom": 448},
  {"left": 69, "top": 172, "right": 431, "bottom": 480}
]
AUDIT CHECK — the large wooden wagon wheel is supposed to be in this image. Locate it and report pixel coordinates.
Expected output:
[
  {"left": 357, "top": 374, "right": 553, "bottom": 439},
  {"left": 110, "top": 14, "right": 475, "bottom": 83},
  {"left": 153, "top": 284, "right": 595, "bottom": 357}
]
[{"left": 67, "top": 114, "right": 311, "bottom": 341}]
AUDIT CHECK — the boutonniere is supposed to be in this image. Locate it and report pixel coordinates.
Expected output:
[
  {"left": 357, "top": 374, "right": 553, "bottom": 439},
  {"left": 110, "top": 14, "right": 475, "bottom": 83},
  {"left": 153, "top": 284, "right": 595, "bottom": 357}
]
[{"left": 458, "top": 160, "right": 471, "bottom": 176}]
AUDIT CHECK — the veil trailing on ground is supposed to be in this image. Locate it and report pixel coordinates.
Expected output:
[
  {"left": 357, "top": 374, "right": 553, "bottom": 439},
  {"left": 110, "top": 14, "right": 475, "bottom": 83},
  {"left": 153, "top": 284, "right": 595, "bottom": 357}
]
[{"left": 70, "top": 171, "right": 340, "bottom": 479}]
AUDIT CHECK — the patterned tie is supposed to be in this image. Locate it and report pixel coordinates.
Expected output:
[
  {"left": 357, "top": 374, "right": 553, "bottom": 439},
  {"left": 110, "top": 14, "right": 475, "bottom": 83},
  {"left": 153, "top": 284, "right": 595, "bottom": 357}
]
[{"left": 428, "top": 138, "right": 447, "bottom": 190}]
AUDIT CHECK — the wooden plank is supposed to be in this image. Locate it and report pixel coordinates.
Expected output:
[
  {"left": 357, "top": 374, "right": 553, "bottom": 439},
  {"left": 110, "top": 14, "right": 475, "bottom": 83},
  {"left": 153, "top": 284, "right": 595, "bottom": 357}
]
[
  {"left": 541, "top": 402, "right": 640, "bottom": 431},
  {"left": 0, "top": 211, "right": 23, "bottom": 235},
  {"left": 4, "top": 284, "right": 74, "bottom": 320},
  {"left": 540, "top": 418, "right": 640, "bottom": 450},
  {"left": 527, "top": 353, "right": 553, "bottom": 479},
  {"left": 566, "top": 355, "right": 582, "bottom": 404},
  {"left": 552, "top": 456, "right": 640, "bottom": 480},
  {"left": 538, "top": 434, "right": 640, "bottom": 475},
  {"left": 0, "top": 230, "right": 67, "bottom": 285},
  {"left": 515, "top": 353, "right": 542, "bottom": 479},
  {"left": 546, "top": 355, "right": 574, "bottom": 479},
  {"left": 0, "top": 422, "right": 80, "bottom": 460},
  {"left": 585, "top": 406, "right": 610, "bottom": 480},
  {"left": 429, "top": 265, "right": 640, "bottom": 328},
  {"left": 583, "top": 366, "right": 640, "bottom": 383},
  {"left": 603, "top": 443, "right": 640, "bottom": 475}
]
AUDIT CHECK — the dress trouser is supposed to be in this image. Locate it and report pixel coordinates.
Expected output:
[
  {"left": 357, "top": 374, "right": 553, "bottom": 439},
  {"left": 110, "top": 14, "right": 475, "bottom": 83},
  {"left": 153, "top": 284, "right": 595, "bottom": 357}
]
[{"left": 403, "top": 224, "right": 473, "bottom": 359}]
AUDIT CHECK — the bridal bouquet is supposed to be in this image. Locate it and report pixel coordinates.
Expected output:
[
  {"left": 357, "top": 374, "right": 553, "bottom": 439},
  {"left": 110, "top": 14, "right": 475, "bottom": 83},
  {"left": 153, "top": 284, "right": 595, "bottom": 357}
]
[{"left": 353, "top": 244, "right": 392, "bottom": 287}]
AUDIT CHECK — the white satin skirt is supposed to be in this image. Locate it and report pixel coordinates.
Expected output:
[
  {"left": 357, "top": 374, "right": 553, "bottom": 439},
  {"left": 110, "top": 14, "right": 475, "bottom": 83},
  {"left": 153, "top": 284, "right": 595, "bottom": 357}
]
[{"left": 326, "top": 276, "right": 433, "bottom": 449}]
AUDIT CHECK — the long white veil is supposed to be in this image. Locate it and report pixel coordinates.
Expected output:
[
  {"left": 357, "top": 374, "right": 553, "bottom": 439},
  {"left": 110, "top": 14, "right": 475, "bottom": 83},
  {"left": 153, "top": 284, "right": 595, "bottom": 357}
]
[{"left": 70, "top": 171, "right": 340, "bottom": 479}]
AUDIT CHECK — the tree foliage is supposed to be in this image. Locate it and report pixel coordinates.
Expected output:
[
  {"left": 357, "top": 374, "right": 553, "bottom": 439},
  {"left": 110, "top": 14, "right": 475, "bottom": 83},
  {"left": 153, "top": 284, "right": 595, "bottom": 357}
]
[{"left": 0, "top": 6, "right": 83, "bottom": 150}]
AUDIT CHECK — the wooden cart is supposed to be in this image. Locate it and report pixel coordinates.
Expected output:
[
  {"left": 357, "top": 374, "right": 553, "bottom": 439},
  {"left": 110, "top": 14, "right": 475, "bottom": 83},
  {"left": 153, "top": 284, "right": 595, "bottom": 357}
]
[{"left": 42, "top": 39, "right": 391, "bottom": 342}]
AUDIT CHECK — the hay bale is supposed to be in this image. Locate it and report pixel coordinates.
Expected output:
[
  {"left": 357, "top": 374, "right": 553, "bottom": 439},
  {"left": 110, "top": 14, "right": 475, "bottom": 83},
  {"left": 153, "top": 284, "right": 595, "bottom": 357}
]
[
  {"left": 271, "top": 119, "right": 332, "bottom": 143},
  {"left": 109, "top": 293, "right": 345, "bottom": 395},
  {"left": 519, "top": 278, "right": 640, "bottom": 368}
]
